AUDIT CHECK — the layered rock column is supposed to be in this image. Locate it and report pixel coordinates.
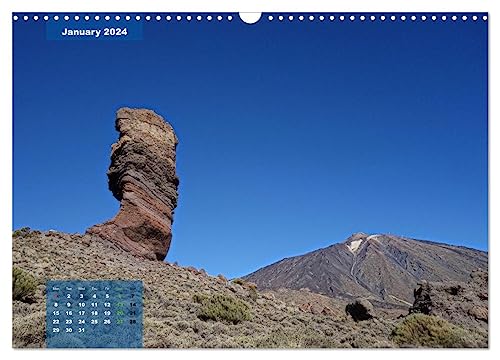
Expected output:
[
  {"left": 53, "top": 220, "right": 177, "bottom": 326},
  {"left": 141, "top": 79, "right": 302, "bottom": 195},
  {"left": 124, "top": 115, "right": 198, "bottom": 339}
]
[{"left": 88, "top": 108, "right": 179, "bottom": 260}]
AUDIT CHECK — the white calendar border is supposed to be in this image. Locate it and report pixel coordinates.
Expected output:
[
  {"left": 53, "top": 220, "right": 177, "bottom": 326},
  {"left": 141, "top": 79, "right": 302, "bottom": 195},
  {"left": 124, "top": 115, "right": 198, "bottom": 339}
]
[{"left": 0, "top": 0, "right": 496, "bottom": 358}]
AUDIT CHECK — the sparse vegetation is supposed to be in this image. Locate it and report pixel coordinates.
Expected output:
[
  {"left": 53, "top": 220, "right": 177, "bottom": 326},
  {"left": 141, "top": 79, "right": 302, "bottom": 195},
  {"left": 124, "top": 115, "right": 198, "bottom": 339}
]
[
  {"left": 193, "top": 293, "right": 252, "bottom": 324},
  {"left": 253, "top": 328, "right": 340, "bottom": 348},
  {"left": 232, "top": 278, "right": 245, "bottom": 286},
  {"left": 231, "top": 278, "right": 258, "bottom": 301},
  {"left": 12, "top": 227, "right": 31, "bottom": 238},
  {"left": 247, "top": 284, "right": 258, "bottom": 302},
  {"left": 392, "top": 314, "right": 485, "bottom": 348},
  {"left": 12, "top": 310, "right": 45, "bottom": 348},
  {"left": 12, "top": 230, "right": 488, "bottom": 348},
  {"left": 12, "top": 267, "right": 37, "bottom": 303}
]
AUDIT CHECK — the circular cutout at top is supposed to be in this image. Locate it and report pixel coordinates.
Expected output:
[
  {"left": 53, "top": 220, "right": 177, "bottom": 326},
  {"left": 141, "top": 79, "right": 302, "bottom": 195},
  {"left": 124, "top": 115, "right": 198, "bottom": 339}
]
[{"left": 239, "top": 12, "right": 262, "bottom": 24}]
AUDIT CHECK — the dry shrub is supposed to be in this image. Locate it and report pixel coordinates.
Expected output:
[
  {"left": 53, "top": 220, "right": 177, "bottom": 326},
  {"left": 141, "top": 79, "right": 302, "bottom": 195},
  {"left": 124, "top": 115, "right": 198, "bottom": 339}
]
[
  {"left": 254, "top": 328, "right": 339, "bottom": 348},
  {"left": 12, "top": 227, "right": 31, "bottom": 238},
  {"left": 12, "top": 267, "right": 37, "bottom": 303},
  {"left": 193, "top": 293, "right": 251, "bottom": 324},
  {"left": 232, "top": 278, "right": 245, "bottom": 286},
  {"left": 248, "top": 286, "right": 258, "bottom": 302},
  {"left": 392, "top": 313, "right": 486, "bottom": 348}
]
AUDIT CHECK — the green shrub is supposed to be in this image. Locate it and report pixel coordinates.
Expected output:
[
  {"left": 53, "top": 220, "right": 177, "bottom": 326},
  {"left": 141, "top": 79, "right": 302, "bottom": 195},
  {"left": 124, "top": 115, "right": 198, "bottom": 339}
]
[
  {"left": 12, "top": 267, "right": 37, "bottom": 303},
  {"left": 392, "top": 314, "right": 484, "bottom": 348},
  {"left": 232, "top": 278, "right": 245, "bottom": 286},
  {"left": 193, "top": 293, "right": 251, "bottom": 324},
  {"left": 12, "top": 227, "right": 31, "bottom": 238}
]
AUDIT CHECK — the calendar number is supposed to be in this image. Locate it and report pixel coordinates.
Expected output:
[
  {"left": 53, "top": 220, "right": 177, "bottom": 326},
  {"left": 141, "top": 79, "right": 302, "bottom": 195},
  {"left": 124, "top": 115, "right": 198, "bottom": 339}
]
[{"left": 46, "top": 280, "right": 143, "bottom": 348}]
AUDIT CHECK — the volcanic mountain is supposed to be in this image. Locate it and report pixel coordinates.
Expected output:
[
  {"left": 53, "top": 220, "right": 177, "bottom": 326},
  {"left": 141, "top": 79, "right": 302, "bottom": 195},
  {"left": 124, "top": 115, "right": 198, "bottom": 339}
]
[{"left": 243, "top": 233, "right": 487, "bottom": 307}]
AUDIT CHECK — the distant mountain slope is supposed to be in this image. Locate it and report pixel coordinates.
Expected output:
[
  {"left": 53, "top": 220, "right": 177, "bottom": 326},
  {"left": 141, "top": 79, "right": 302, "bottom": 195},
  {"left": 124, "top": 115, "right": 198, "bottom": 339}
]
[{"left": 243, "top": 233, "right": 487, "bottom": 306}]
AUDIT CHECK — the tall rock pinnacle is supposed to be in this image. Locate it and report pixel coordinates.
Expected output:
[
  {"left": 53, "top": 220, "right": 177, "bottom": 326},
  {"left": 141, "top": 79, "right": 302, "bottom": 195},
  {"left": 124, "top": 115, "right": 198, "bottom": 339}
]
[{"left": 88, "top": 108, "right": 179, "bottom": 260}]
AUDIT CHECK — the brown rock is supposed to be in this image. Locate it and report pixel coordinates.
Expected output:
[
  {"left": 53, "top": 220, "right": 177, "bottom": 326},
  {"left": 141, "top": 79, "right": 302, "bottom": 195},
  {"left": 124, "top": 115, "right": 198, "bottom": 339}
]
[
  {"left": 186, "top": 266, "right": 200, "bottom": 275},
  {"left": 299, "top": 302, "right": 313, "bottom": 313},
  {"left": 87, "top": 108, "right": 179, "bottom": 260},
  {"left": 216, "top": 274, "right": 228, "bottom": 284},
  {"left": 246, "top": 282, "right": 257, "bottom": 290},
  {"left": 321, "top": 306, "right": 335, "bottom": 317},
  {"left": 468, "top": 306, "right": 488, "bottom": 322},
  {"left": 478, "top": 292, "right": 488, "bottom": 301},
  {"left": 199, "top": 269, "right": 208, "bottom": 276},
  {"left": 81, "top": 235, "right": 91, "bottom": 247},
  {"left": 261, "top": 292, "right": 275, "bottom": 301}
]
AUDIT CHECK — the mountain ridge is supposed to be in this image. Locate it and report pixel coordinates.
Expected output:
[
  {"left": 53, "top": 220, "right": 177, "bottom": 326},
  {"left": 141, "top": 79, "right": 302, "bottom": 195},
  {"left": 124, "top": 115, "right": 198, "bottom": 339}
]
[
  {"left": 246, "top": 232, "right": 486, "bottom": 273},
  {"left": 242, "top": 232, "right": 487, "bottom": 307}
]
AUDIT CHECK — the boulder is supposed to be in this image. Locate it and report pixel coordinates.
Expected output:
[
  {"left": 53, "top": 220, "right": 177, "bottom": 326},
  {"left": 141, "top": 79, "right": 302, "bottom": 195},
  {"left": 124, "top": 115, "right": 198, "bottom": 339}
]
[
  {"left": 298, "top": 302, "right": 313, "bottom": 313},
  {"left": 216, "top": 274, "right": 228, "bottom": 284},
  {"left": 321, "top": 306, "right": 335, "bottom": 317}
]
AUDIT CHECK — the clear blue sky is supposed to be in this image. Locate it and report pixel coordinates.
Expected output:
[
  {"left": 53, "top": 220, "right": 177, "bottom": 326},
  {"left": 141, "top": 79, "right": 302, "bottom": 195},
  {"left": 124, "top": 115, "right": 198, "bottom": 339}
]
[{"left": 13, "top": 14, "right": 488, "bottom": 278}]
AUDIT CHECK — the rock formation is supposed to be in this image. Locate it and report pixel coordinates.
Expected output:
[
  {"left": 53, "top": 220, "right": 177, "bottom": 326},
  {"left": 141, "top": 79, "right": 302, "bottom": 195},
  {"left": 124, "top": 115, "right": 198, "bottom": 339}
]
[
  {"left": 409, "top": 270, "right": 488, "bottom": 330},
  {"left": 87, "top": 108, "right": 179, "bottom": 260}
]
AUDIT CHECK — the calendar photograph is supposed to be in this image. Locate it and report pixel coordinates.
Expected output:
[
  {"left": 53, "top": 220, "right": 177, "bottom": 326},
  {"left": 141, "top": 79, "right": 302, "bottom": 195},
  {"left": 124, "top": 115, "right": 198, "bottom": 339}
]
[{"left": 12, "top": 12, "right": 488, "bottom": 348}]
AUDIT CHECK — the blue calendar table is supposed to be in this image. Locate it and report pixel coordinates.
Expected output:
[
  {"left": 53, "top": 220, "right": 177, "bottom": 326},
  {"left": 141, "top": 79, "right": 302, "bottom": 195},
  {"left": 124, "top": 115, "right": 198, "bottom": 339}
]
[{"left": 46, "top": 280, "right": 143, "bottom": 348}]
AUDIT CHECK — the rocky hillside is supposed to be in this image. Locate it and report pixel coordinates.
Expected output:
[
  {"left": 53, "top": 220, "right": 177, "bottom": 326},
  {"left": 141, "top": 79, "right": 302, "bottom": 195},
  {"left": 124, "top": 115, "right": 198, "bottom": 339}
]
[
  {"left": 12, "top": 229, "right": 488, "bottom": 348},
  {"left": 243, "top": 232, "right": 487, "bottom": 307},
  {"left": 409, "top": 270, "right": 488, "bottom": 331}
]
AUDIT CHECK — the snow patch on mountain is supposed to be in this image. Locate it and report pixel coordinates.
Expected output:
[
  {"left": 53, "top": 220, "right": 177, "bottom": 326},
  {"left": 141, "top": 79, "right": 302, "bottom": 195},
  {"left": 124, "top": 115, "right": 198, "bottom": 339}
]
[{"left": 348, "top": 239, "right": 363, "bottom": 253}]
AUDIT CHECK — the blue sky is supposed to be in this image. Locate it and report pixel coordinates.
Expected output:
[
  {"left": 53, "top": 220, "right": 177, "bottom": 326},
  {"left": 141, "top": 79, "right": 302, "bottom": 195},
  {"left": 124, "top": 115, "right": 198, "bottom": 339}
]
[{"left": 13, "top": 14, "right": 488, "bottom": 278}]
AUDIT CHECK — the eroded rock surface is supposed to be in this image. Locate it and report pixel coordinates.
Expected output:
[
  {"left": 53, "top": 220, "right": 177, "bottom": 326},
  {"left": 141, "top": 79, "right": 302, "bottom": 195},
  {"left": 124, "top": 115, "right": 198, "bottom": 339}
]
[
  {"left": 409, "top": 270, "right": 488, "bottom": 330},
  {"left": 87, "top": 108, "right": 179, "bottom": 260}
]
